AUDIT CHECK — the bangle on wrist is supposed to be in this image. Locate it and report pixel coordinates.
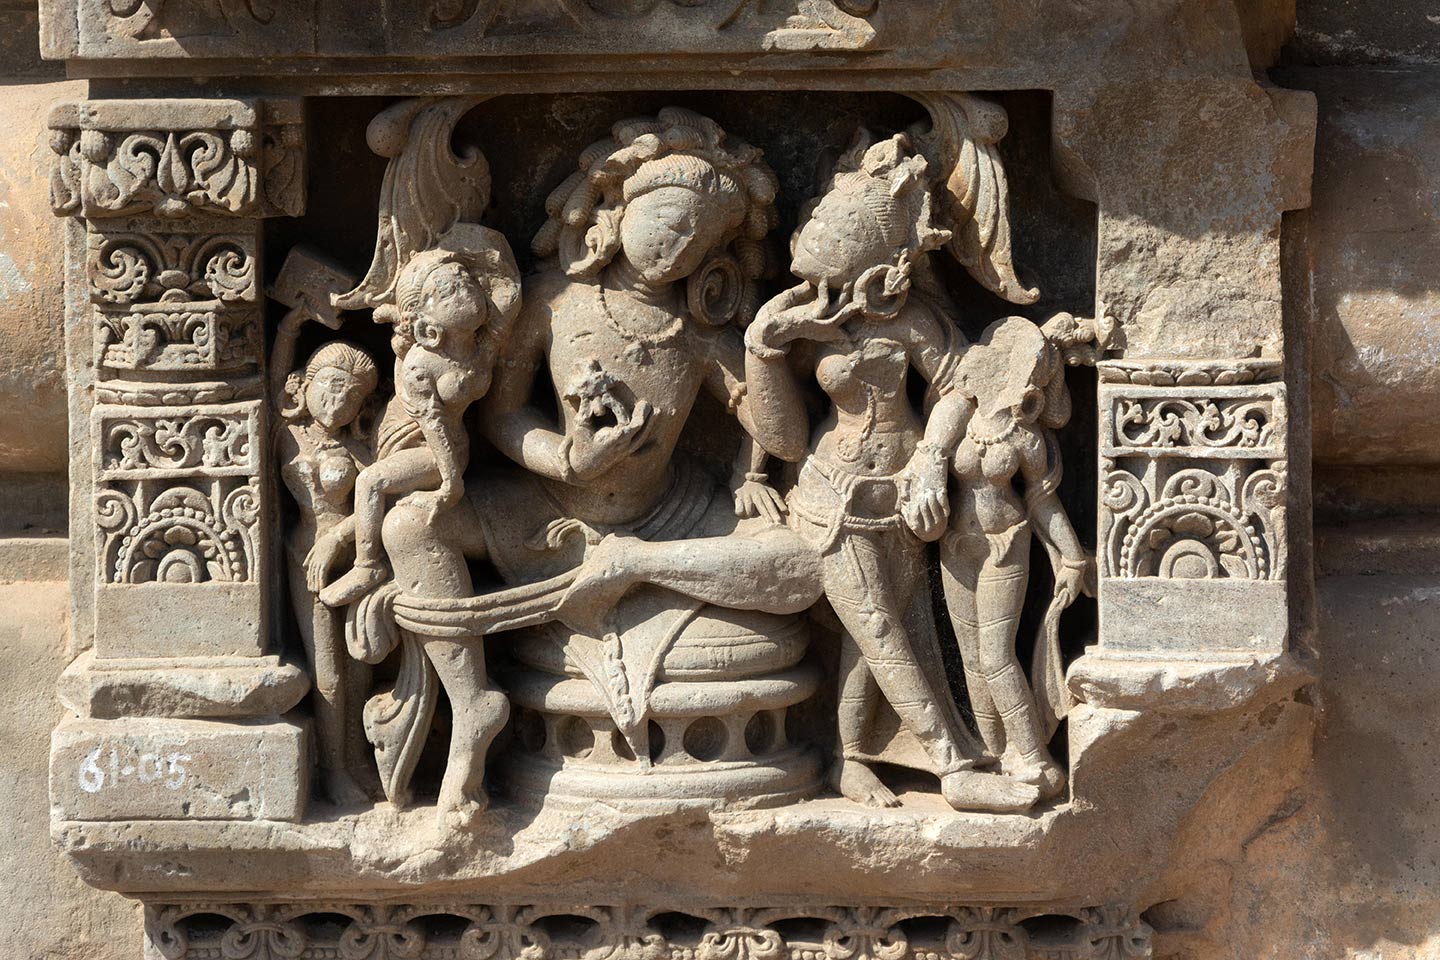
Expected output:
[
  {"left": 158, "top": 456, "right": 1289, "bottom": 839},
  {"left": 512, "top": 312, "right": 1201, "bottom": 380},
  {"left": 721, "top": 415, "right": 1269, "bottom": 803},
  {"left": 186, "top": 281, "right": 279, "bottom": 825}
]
[
  {"left": 557, "top": 437, "right": 579, "bottom": 484},
  {"left": 744, "top": 471, "right": 769, "bottom": 484}
]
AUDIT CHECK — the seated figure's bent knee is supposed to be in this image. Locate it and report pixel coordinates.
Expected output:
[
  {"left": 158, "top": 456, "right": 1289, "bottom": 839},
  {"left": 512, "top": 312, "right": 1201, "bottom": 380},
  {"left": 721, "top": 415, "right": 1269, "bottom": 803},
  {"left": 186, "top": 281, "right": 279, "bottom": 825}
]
[{"left": 382, "top": 500, "right": 431, "bottom": 558}]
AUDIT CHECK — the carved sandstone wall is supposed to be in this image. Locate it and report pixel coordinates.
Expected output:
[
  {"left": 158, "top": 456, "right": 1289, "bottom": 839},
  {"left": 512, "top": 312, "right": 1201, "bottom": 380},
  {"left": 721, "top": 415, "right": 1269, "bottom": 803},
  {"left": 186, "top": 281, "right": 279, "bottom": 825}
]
[{"left": 0, "top": 1, "right": 1434, "bottom": 958}]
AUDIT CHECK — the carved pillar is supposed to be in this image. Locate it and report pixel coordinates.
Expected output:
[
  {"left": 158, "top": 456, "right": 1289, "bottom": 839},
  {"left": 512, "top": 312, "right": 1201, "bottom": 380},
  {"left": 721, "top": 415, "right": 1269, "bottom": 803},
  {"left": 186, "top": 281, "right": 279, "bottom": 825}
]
[
  {"left": 47, "top": 98, "right": 311, "bottom": 822},
  {"left": 1097, "top": 365, "right": 1288, "bottom": 653}
]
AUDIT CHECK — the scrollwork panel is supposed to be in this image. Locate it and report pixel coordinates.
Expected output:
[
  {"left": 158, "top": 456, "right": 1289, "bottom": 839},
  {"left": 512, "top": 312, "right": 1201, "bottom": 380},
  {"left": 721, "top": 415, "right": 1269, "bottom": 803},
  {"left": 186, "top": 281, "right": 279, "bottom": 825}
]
[
  {"left": 1097, "top": 374, "right": 1289, "bottom": 654},
  {"left": 143, "top": 903, "right": 1152, "bottom": 960},
  {"left": 95, "top": 402, "right": 260, "bottom": 481}
]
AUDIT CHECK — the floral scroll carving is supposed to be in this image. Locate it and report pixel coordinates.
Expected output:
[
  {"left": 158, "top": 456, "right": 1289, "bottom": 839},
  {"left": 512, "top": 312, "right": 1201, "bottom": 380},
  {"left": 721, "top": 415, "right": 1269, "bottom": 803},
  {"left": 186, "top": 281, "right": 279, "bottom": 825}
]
[
  {"left": 145, "top": 902, "right": 1153, "bottom": 960},
  {"left": 99, "top": 408, "right": 256, "bottom": 478},
  {"left": 49, "top": 100, "right": 305, "bottom": 220},
  {"left": 1101, "top": 380, "right": 1287, "bottom": 583},
  {"left": 87, "top": 227, "right": 257, "bottom": 306},
  {"left": 1113, "top": 397, "right": 1277, "bottom": 451}
]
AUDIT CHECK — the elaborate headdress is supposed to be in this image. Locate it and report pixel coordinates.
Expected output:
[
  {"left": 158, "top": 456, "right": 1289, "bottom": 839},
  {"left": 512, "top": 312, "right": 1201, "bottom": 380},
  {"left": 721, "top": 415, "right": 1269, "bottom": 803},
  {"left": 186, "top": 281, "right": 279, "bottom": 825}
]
[
  {"left": 331, "top": 96, "right": 497, "bottom": 326},
  {"left": 793, "top": 131, "right": 952, "bottom": 303},
  {"left": 907, "top": 93, "right": 1040, "bottom": 306},
  {"left": 533, "top": 107, "right": 780, "bottom": 326}
]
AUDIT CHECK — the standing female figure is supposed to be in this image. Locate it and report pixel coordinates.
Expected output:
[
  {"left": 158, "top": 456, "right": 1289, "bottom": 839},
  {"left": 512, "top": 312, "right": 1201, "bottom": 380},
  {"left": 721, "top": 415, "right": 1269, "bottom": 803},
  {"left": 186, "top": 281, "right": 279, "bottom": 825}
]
[
  {"left": 743, "top": 134, "right": 1037, "bottom": 813},
  {"left": 911, "top": 315, "right": 1093, "bottom": 800},
  {"left": 272, "top": 316, "right": 380, "bottom": 805}
]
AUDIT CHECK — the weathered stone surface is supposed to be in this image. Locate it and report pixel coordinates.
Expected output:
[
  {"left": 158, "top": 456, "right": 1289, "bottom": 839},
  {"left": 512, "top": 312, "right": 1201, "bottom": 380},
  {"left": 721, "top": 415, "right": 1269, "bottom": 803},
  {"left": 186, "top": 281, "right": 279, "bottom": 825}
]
[
  {"left": 0, "top": 580, "right": 142, "bottom": 959},
  {"left": 51, "top": 716, "right": 308, "bottom": 821},
  {"left": 0, "top": 79, "right": 85, "bottom": 473},
  {"left": 1288, "top": 0, "right": 1440, "bottom": 65},
  {"left": 1143, "top": 567, "right": 1440, "bottom": 959},
  {"left": 58, "top": 651, "right": 310, "bottom": 719},
  {"left": 1281, "top": 67, "right": 1440, "bottom": 463}
]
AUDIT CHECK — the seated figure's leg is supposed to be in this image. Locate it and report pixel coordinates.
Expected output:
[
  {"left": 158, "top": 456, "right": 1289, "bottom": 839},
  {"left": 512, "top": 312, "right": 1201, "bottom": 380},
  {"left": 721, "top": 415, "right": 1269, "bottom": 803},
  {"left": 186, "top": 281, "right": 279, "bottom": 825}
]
[
  {"left": 381, "top": 487, "right": 485, "bottom": 598},
  {"left": 561, "top": 525, "right": 825, "bottom": 627},
  {"left": 323, "top": 449, "right": 441, "bottom": 605}
]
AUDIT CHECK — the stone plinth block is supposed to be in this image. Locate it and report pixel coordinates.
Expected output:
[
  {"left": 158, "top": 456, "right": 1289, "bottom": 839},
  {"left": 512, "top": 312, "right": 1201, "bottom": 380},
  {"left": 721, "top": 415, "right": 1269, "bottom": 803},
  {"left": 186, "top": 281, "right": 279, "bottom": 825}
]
[
  {"left": 94, "top": 583, "right": 265, "bottom": 659},
  {"left": 58, "top": 651, "right": 309, "bottom": 719},
  {"left": 1099, "top": 579, "right": 1289, "bottom": 655},
  {"left": 51, "top": 717, "right": 308, "bottom": 822}
]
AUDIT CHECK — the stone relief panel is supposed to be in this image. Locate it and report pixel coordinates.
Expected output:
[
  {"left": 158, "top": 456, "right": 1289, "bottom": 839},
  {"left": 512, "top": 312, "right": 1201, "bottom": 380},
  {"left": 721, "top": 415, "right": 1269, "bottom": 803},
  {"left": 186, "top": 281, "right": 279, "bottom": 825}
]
[
  {"left": 1097, "top": 363, "right": 1288, "bottom": 654},
  {"left": 43, "top": 48, "right": 1311, "bottom": 956},
  {"left": 50, "top": 100, "right": 304, "bottom": 220},
  {"left": 247, "top": 92, "right": 1104, "bottom": 822}
]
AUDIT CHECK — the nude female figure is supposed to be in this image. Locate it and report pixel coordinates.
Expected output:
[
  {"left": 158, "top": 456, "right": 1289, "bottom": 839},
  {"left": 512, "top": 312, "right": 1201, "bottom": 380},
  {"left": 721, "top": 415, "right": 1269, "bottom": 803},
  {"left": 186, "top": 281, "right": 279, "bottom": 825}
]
[
  {"left": 272, "top": 316, "right": 379, "bottom": 805},
  {"left": 321, "top": 227, "right": 521, "bottom": 606},
  {"left": 907, "top": 315, "right": 1093, "bottom": 800}
]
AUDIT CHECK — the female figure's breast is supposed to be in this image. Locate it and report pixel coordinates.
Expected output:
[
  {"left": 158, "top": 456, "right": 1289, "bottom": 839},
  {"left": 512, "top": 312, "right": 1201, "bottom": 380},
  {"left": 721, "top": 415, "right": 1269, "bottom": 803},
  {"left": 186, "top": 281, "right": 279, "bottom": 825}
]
[{"left": 811, "top": 337, "right": 918, "bottom": 476}]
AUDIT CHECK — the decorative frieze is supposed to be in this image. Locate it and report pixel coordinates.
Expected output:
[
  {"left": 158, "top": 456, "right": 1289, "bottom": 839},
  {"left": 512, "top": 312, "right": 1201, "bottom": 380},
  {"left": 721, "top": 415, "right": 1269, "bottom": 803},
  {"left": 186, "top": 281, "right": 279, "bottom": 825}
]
[
  {"left": 96, "top": 404, "right": 258, "bottom": 478},
  {"left": 142, "top": 903, "right": 1152, "bottom": 960}
]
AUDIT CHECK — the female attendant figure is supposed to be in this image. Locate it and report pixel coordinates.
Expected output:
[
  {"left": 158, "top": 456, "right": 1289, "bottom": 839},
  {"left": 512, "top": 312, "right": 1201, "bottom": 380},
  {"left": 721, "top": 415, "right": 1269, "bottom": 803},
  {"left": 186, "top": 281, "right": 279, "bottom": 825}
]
[
  {"left": 272, "top": 318, "right": 380, "bottom": 805},
  {"left": 908, "top": 315, "right": 1094, "bottom": 800},
  {"left": 741, "top": 133, "right": 1036, "bottom": 812},
  {"left": 321, "top": 226, "right": 522, "bottom": 606}
]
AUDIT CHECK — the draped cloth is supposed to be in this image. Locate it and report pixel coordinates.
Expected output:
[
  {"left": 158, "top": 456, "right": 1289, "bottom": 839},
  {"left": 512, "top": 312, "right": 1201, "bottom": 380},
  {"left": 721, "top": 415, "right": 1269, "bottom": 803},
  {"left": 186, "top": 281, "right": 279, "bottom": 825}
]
[{"left": 345, "top": 459, "right": 722, "bottom": 804}]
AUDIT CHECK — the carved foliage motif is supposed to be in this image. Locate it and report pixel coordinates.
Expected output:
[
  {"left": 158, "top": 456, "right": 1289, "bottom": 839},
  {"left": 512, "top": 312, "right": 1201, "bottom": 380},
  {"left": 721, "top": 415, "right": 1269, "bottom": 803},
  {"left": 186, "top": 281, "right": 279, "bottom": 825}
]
[
  {"left": 89, "top": 396, "right": 264, "bottom": 589},
  {"left": 145, "top": 903, "right": 1152, "bottom": 960},
  {"left": 95, "top": 308, "right": 259, "bottom": 374},
  {"left": 48, "top": 99, "right": 300, "bottom": 605},
  {"left": 49, "top": 99, "right": 304, "bottom": 220},
  {"left": 96, "top": 478, "right": 260, "bottom": 584},
  {"left": 97, "top": 403, "right": 258, "bottom": 478},
  {"left": 87, "top": 225, "right": 258, "bottom": 306},
  {"left": 1100, "top": 378, "right": 1287, "bottom": 582},
  {"left": 1114, "top": 397, "right": 1274, "bottom": 451},
  {"left": 52, "top": 126, "right": 262, "bottom": 218}
]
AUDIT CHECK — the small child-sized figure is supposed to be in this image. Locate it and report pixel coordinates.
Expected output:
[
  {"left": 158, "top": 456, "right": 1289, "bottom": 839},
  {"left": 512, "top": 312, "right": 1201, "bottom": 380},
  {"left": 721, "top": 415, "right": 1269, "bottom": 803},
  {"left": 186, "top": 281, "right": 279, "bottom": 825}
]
[{"left": 321, "top": 225, "right": 522, "bottom": 606}]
